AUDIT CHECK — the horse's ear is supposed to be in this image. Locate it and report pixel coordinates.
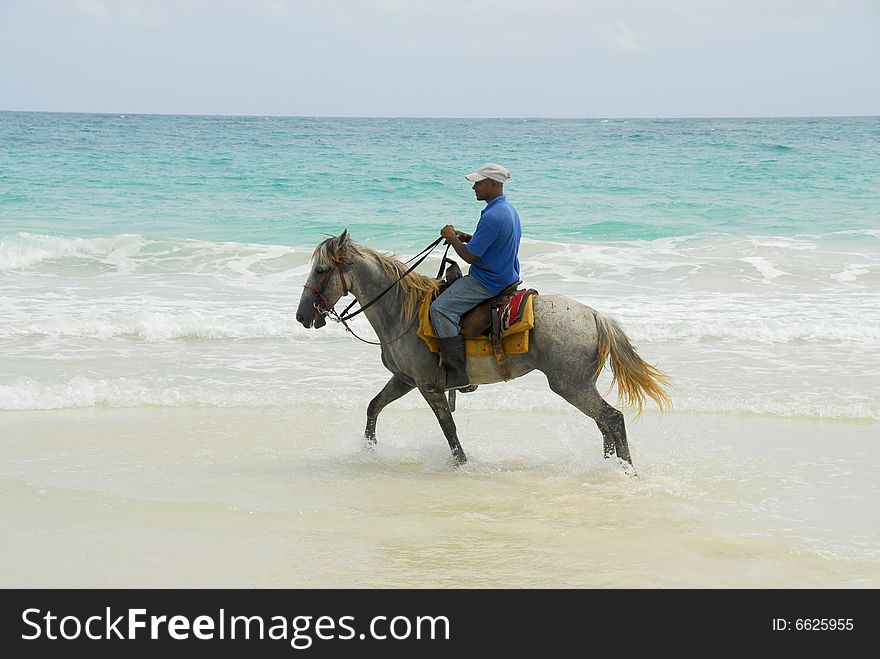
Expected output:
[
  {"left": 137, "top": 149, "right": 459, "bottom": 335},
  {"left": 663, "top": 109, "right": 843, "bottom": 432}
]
[{"left": 328, "top": 229, "right": 349, "bottom": 263}]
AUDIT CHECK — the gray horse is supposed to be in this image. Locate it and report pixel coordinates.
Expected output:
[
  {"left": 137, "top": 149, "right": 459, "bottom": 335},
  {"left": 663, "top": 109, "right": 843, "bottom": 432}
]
[{"left": 296, "top": 230, "right": 671, "bottom": 471}]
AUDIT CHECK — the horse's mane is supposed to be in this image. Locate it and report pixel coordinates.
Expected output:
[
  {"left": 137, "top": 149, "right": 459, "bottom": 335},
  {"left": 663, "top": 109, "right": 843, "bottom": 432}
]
[{"left": 312, "top": 233, "right": 439, "bottom": 320}]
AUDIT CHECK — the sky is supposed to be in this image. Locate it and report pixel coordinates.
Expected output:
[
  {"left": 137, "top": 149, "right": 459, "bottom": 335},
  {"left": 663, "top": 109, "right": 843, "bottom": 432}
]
[{"left": 1, "top": 0, "right": 878, "bottom": 118}]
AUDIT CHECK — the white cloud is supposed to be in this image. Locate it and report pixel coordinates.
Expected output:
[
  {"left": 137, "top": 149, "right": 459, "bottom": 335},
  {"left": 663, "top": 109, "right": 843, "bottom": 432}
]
[{"left": 600, "top": 20, "right": 644, "bottom": 53}]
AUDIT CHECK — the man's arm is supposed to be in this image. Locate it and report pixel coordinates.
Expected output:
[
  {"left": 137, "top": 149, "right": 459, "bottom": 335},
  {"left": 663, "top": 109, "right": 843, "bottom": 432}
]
[{"left": 440, "top": 224, "right": 478, "bottom": 264}]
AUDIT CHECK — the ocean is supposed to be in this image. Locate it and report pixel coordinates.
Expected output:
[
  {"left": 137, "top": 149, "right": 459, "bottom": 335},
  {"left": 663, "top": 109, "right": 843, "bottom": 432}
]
[{"left": 1, "top": 111, "right": 878, "bottom": 587}]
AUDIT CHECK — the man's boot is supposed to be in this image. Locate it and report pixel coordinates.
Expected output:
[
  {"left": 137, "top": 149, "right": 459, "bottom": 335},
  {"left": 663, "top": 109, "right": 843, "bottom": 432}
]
[{"left": 438, "top": 335, "right": 470, "bottom": 391}]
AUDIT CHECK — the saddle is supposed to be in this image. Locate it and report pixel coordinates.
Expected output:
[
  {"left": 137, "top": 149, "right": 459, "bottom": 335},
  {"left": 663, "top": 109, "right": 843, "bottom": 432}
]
[
  {"left": 419, "top": 260, "right": 538, "bottom": 381},
  {"left": 460, "top": 281, "right": 522, "bottom": 338},
  {"left": 440, "top": 261, "right": 522, "bottom": 339}
]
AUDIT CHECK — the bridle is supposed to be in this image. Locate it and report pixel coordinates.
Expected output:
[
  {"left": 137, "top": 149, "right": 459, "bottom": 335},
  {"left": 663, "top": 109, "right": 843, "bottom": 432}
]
[
  {"left": 303, "top": 237, "right": 450, "bottom": 345},
  {"left": 303, "top": 261, "right": 350, "bottom": 318}
]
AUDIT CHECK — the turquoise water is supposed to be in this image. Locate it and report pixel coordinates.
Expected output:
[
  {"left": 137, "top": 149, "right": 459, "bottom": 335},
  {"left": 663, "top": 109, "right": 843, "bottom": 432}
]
[
  {"left": 2, "top": 112, "right": 878, "bottom": 247},
  {"left": 1, "top": 112, "right": 878, "bottom": 418}
]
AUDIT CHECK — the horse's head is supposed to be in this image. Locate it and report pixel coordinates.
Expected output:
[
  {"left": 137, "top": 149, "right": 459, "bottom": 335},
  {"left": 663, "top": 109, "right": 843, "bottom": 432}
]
[{"left": 296, "top": 229, "right": 352, "bottom": 329}]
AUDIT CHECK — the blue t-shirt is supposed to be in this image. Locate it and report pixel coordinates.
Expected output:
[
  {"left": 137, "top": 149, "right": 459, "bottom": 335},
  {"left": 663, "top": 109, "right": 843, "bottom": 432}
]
[{"left": 466, "top": 195, "right": 522, "bottom": 294}]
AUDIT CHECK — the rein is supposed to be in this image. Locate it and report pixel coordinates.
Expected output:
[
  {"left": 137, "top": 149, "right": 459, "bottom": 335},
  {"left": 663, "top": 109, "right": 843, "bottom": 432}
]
[{"left": 304, "top": 237, "right": 451, "bottom": 346}]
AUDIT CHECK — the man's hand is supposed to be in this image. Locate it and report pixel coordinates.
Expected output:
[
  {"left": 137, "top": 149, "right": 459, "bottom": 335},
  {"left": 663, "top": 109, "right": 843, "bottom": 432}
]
[
  {"left": 440, "top": 225, "right": 472, "bottom": 244},
  {"left": 440, "top": 224, "right": 458, "bottom": 243},
  {"left": 440, "top": 224, "right": 478, "bottom": 264}
]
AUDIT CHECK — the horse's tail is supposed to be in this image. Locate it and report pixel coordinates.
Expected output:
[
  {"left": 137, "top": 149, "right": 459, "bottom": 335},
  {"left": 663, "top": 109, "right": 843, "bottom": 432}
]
[{"left": 593, "top": 311, "right": 672, "bottom": 417}]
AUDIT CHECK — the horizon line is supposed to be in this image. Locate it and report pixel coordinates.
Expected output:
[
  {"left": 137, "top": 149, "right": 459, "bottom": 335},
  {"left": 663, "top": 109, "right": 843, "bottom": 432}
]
[{"left": 2, "top": 109, "right": 878, "bottom": 121}]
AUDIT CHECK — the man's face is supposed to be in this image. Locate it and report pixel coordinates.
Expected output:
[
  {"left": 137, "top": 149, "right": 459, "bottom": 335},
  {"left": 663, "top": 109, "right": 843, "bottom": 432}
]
[{"left": 472, "top": 178, "right": 494, "bottom": 201}]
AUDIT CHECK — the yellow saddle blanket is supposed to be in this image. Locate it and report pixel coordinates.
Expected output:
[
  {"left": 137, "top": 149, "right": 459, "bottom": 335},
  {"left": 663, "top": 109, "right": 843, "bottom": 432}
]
[{"left": 417, "top": 291, "right": 537, "bottom": 356}]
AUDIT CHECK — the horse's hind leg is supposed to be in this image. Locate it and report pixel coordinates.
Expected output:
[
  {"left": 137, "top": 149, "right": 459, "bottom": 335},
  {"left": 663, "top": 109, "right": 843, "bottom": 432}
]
[
  {"left": 547, "top": 378, "right": 636, "bottom": 474},
  {"left": 365, "top": 374, "right": 415, "bottom": 444},
  {"left": 599, "top": 405, "right": 632, "bottom": 467},
  {"left": 418, "top": 385, "right": 467, "bottom": 466}
]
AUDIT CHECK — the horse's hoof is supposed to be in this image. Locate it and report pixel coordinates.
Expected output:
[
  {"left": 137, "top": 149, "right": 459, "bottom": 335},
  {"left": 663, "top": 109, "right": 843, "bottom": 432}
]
[
  {"left": 458, "top": 385, "right": 478, "bottom": 393},
  {"left": 452, "top": 450, "right": 468, "bottom": 467}
]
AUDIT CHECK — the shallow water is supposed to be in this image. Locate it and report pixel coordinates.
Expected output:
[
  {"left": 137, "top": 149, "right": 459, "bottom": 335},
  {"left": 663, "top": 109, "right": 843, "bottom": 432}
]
[{"left": 2, "top": 406, "right": 877, "bottom": 588}]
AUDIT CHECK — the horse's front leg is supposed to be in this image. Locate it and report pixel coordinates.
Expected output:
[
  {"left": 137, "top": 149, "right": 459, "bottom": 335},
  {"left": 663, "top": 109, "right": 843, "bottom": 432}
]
[
  {"left": 418, "top": 385, "right": 468, "bottom": 466},
  {"left": 365, "top": 374, "right": 416, "bottom": 444}
]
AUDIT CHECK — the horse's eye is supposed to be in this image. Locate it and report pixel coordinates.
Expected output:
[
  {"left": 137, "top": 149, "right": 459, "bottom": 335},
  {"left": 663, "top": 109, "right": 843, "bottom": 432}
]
[{"left": 314, "top": 266, "right": 329, "bottom": 274}]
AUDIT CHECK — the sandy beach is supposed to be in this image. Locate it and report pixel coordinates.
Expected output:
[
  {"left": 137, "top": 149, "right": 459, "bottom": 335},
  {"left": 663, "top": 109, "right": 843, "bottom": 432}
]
[{"left": 3, "top": 404, "right": 877, "bottom": 589}]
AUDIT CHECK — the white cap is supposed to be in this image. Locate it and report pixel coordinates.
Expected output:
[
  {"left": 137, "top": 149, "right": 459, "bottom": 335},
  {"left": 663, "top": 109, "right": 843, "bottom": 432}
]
[{"left": 465, "top": 163, "right": 511, "bottom": 183}]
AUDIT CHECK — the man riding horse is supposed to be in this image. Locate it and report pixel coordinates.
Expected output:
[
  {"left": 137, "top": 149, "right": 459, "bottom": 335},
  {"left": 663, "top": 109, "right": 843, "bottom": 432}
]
[
  {"left": 296, "top": 169, "right": 670, "bottom": 471},
  {"left": 430, "top": 163, "right": 522, "bottom": 391}
]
